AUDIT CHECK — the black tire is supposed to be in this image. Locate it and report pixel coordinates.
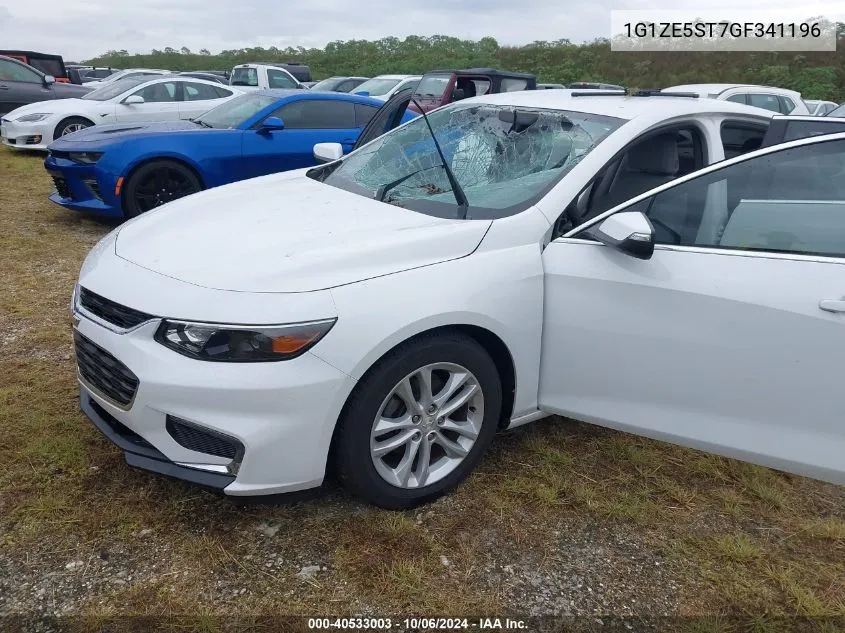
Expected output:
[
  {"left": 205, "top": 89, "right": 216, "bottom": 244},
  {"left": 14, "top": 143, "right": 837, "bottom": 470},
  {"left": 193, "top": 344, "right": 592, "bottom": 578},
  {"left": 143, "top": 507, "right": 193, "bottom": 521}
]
[
  {"left": 335, "top": 333, "right": 502, "bottom": 509},
  {"left": 123, "top": 159, "right": 203, "bottom": 218},
  {"left": 53, "top": 116, "right": 93, "bottom": 140}
]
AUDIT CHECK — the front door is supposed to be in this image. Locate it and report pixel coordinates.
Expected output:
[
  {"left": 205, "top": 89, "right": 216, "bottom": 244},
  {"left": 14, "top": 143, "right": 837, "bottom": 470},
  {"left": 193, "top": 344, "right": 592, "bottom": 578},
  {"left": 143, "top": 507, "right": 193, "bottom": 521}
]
[
  {"left": 114, "top": 81, "right": 181, "bottom": 123},
  {"left": 539, "top": 135, "right": 845, "bottom": 484}
]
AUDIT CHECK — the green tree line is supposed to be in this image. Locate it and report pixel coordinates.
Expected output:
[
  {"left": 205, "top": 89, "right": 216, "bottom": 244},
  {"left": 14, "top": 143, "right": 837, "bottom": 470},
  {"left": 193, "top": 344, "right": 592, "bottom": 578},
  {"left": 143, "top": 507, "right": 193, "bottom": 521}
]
[{"left": 86, "top": 31, "right": 845, "bottom": 101}]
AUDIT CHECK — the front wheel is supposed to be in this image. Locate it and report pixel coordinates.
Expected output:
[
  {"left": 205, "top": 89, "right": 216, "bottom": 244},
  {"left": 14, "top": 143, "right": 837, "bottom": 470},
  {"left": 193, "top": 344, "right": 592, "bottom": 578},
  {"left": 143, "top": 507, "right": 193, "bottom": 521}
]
[
  {"left": 335, "top": 333, "right": 502, "bottom": 509},
  {"left": 123, "top": 159, "right": 203, "bottom": 218},
  {"left": 54, "top": 117, "right": 93, "bottom": 139}
]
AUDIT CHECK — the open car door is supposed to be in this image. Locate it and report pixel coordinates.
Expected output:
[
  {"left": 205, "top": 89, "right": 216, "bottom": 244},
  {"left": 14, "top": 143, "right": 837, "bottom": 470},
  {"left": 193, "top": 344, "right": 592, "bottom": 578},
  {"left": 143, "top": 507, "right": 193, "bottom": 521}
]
[{"left": 352, "top": 86, "right": 416, "bottom": 151}]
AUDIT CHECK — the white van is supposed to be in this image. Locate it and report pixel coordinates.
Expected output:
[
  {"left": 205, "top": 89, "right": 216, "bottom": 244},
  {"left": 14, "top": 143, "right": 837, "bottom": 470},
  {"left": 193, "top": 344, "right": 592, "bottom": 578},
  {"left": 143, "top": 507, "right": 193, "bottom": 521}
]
[{"left": 229, "top": 64, "right": 302, "bottom": 91}]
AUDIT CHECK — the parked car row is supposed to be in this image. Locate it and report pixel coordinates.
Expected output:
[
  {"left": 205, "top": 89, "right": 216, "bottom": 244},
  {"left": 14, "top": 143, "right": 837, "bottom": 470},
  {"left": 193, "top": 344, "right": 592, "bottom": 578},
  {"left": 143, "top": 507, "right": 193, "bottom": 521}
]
[{"left": 63, "top": 85, "right": 845, "bottom": 508}]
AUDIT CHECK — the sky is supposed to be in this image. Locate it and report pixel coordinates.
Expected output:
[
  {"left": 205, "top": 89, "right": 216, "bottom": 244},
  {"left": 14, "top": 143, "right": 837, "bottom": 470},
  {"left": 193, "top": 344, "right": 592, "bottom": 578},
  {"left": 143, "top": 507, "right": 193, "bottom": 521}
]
[{"left": 0, "top": 0, "right": 842, "bottom": 61}]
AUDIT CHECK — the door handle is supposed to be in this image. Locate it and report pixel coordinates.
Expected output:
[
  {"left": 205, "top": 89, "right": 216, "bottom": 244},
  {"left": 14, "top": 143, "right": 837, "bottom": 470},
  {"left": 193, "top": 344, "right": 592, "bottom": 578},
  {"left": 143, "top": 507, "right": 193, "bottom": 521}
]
[
  {"left": 0, "top": 85, "right": 9, "bottom": 90},
  {"left": 819, "top": 299, "right": 845, "bottom": 313}
]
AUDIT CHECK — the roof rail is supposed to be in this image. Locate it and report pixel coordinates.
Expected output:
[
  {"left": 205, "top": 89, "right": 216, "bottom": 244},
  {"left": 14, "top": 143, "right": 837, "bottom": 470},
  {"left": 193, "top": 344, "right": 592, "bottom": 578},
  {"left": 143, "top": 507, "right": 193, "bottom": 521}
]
[
  {"left": 571, "top": 90, "right": 627, "bottom": 97},
  {"left": 635, "top": 89, "right": 699, "bottom": 98}
]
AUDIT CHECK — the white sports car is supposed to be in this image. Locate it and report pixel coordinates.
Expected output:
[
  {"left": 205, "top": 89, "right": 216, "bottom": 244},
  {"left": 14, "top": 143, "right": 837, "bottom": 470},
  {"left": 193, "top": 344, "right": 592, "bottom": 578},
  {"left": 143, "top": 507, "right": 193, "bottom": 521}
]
[
  {"left": 1, "top": 76, "right": 241, "bottom": 151},
  {"left": 72, "top": 90, "right": 845, "bottom": 509}
]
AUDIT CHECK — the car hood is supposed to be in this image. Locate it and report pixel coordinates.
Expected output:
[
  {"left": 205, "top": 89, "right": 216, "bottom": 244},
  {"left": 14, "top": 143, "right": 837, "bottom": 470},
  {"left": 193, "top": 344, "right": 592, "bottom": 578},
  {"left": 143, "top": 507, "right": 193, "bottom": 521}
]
[
  {"left": 114, "top": 172, "right": 490, "bottom": 293},
  {"left": 49, "top": 120, "right": 207, "bottom": 148},
  {"left": 6, "top": 98, "right": 91, "bottom": 119}
]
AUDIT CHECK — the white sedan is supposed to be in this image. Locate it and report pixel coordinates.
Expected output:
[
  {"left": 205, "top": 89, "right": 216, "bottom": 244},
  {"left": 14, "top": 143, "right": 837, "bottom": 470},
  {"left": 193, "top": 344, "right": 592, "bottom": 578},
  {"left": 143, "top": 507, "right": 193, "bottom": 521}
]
[
  {"left": 72, "top": 90, "right": 845, "bottom": 509},
  {"left": 2, "top": 76, "right": 240, "bottom": 151}
]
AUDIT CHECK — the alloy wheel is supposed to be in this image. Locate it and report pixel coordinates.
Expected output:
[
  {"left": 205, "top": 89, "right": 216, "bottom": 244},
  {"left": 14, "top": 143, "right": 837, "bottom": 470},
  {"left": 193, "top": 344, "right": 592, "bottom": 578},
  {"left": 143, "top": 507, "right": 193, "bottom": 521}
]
[{"left": 370, "top": 362, "right": 484, "bottom": 489}]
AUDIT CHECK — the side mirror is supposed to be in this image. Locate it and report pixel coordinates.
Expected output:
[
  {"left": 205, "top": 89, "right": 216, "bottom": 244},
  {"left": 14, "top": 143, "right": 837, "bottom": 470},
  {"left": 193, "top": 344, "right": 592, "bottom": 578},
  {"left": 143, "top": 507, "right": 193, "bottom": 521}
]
[
  {"left": 123, "top": 95, "right": 145, "bottom": 105},
  {"left": 43, "top": 75, "right": 56, "bottom": 86},
  {"left": 259, "top": 116, "right": 285, "bottom": 132},
  {"left": 313, "top": 142, "right": 344, "bottom": 163},
  {"left": 585, "top": 211, "right": 655, "bottom": 260},
  {"left": 354, "top": 90, "right": 370, "bottom": 97}
]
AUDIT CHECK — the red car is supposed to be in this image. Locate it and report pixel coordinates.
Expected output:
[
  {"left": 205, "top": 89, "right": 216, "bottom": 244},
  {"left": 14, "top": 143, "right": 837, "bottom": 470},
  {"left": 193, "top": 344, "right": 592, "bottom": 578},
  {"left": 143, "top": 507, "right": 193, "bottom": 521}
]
[{"left": 409, "top": 68, "right": 536, "bottom": 113}]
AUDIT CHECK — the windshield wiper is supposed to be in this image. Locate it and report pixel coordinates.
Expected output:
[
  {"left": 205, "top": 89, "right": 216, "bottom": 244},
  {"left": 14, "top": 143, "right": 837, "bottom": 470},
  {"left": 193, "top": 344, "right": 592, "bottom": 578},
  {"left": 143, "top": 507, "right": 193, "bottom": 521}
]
[
  {"left": 376, "top": 168, "right": 426, "bottom": 202},
  {"left": 410, "top": 97, "right": 469, "bottom": 219},
  {"left": 190, "top": 118, "right": 213, "bottom": 128}
]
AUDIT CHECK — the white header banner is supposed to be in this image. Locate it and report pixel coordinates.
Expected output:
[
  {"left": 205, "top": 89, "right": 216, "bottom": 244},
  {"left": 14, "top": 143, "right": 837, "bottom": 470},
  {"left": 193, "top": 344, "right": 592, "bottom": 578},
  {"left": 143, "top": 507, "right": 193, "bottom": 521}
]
[{"left": 610, "top": 10, "right": 839, "bottom": 51}]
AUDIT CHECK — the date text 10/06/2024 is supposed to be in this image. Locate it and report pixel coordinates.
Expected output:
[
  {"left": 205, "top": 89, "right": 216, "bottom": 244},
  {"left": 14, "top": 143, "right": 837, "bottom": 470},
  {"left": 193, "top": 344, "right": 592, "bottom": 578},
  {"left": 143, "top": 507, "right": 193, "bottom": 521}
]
[{"left": 307, "top": 617, "right": 528, "bottom": 630}]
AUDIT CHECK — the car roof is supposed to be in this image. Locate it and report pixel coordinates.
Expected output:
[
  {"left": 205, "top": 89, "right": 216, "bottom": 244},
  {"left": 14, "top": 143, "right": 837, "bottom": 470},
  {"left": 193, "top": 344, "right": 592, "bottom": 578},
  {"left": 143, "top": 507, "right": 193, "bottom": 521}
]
[
  {"left": 132, "top": 75, "right": 226, "bottom": 89},
  {"left": 426, "top": 68, "right": 535, "bottom": 79},
  {"left": 459, "top": 90, "right": 777, "bottom": 121},
  {"left": 664, "top": 83, "right": 801, "bottom": 97},
  {"left": 369, "top": 74, "right": 419, "bottom": 80},
  {"left": 253, "top": 89, "right": 385, "bottom": 105}
]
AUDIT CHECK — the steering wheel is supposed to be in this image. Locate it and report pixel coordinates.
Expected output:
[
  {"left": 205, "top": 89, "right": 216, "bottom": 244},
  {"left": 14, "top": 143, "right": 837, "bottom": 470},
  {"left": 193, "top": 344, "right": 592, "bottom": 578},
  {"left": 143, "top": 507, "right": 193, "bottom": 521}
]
[{"left": 649, "top": 217, "right": 682, "bottom": 244}]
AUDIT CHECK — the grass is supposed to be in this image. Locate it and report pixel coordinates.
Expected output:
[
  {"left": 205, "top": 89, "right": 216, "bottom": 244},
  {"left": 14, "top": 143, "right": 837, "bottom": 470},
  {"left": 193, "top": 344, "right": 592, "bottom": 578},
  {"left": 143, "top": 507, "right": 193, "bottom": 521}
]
[{"left": 0, "top": 146, "right": 844, "bottom": 624}]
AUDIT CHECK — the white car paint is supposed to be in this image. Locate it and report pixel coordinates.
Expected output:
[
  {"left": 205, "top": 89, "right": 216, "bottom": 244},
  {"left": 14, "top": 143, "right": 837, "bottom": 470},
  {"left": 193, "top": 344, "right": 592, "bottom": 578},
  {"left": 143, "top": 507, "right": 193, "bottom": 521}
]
[
  {"left": 662, "top": 83, "right": 810, "bottom": 115},
  {"left": 352, "top": 75, "right": 422, "bottom": 101},
  {"left": 2, "top": 76, "right": 240, "bottom": 150},
  {"left": 73, "top": 90, "right": 845, "bottom": 504},
  {"left": 83, "top": 68, "right": 172, "bottom": 88},
  {"left": 805, "top": 100, "right": 839, "bottom": 116},
  {"left": 229, "top": 64, "right": 301, "bottom": 91}
]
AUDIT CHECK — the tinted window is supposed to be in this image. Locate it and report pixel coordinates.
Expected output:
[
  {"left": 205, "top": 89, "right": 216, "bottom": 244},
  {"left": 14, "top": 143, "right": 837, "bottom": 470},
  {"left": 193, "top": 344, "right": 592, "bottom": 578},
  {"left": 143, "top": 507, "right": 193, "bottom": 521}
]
[
  {"left": 183, "top": 82, "right": 222, "bottom": 101},
  {"left": 0, "top": 59, "right": 40, "bottom": 83},
  {"left": 748, "top": 93, "right": 781, "bottom": 112},
  {"left": 132, "top": 81, "right": 178, "bottom": 102},
  {"left": 267, "top": 69, "right": 297, "bottom": 89},
  {"left": 354, "top": 103, "right": 380, "bottom": 128},
  {"left": 829, "top": 104, "right": 845, "bottom": 117},
  {"left": 783, "top": 120, "right": 845, "bottom": 142},
  {"left": 274, "top": 100, "right": 356, "bottom": 128},
  {"left": 631, "top": 138, "right": 845, "bottom": 257},
  {"left": 197, "top": 93, "right": 279, "bottom": 129},
  {"left": 214, "top": 86, "right": 233, "bottom": 98},
  {"left": 28, "top": 58, "right": 63, "bottom": 77},
  {"left": 721, "top": 122, "right": 767, "bottom": 159},
  {"left": 777, "top": 96, "right": 796, "bottom": 114},
  {"left": 726, "top": 94, "right": 747, "bottom": 105},
  {"left": 335, "top": 80, "right": 354, "bottom": 93}
]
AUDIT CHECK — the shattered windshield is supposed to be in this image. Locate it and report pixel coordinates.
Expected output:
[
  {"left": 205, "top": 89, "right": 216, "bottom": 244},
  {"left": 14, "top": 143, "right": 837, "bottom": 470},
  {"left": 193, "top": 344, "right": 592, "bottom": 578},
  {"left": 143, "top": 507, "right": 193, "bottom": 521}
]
[{"left": 316, "top": 103, "right": 625, "bottom": 219}]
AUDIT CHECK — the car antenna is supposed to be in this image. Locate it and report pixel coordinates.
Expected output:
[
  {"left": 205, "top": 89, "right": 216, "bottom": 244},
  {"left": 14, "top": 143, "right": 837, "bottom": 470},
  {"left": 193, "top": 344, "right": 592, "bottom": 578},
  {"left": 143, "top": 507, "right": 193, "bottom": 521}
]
[{"left": 410, "top": 97, "right": 469, "bottom": 219}]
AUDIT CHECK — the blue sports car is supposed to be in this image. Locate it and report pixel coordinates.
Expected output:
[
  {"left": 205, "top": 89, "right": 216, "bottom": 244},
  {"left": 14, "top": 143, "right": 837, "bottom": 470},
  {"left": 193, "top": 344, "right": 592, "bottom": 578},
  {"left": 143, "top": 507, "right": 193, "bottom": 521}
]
[{"left": 43, "top": 89, "right": 417, "bottom": 218}]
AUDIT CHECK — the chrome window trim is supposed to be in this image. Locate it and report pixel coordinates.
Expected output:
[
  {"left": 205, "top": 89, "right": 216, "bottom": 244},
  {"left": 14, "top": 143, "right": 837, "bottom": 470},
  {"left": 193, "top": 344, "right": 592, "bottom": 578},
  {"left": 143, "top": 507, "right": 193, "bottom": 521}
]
[{"left": 551, "top": 237, "right": 845, "bottom": 265}]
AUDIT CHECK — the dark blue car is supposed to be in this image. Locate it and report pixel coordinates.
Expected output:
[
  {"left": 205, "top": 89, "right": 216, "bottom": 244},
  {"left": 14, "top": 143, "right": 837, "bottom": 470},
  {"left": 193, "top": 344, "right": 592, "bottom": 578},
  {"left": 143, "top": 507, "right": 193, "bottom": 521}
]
[{"left": 43, "top": 89, "right": 417, "bottom": 218}]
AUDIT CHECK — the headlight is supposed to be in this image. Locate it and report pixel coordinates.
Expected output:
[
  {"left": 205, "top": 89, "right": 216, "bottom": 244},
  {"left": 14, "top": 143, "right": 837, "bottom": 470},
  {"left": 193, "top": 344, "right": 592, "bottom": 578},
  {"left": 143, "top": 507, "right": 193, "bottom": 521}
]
[
  {"left": 68, "top": 152, "right": 103, "bottom": 164},
  {"left": 154, "top": 319, "right": 336, "bottom": 362},
  {"left": 16, "top": 113, "right": 51, "bottom": 123}
]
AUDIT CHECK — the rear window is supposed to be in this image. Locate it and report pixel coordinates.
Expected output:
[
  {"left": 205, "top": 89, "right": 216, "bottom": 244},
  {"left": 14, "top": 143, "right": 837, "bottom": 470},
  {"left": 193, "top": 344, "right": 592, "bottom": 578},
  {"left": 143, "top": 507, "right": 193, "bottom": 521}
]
[
  {"left": 27, "top": 58, "right": 64, "bottom": 77},
  {"left": 231, "top": 67, "right": 258, "bottom": 87},
  {"left": 783, "top": 120, "right": 845, "bottom": 142}
]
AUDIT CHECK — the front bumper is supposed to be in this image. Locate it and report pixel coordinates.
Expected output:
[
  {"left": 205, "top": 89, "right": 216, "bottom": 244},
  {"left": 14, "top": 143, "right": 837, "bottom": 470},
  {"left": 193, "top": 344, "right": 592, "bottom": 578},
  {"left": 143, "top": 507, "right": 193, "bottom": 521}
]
[
  {"left": 1, "top": 117, "right": 53, "bottom": 150},
  {"left": 73, "top": 285, "right": 355, "bottom": 497},
  {"left": 44, "top": 154, "right": 123, "bottom": 218}
]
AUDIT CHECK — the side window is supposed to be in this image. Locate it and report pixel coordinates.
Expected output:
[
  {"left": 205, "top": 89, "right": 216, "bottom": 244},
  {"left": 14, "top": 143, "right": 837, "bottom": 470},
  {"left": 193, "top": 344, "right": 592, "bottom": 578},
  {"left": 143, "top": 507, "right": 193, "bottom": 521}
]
[
  {"left": 783, "top": 120, "right": 845, "bottom": 142},
  {"left": 132, "top": 82, "right": 178, "bottom": 103},
  {"left": 354, "top": 103, "right": 380, "bottom": 128},
  {"left": 214, "top": 86, "right": 234, "bottom": 98},
  {"left": 748, "top": 93, "right": 781, "bottom": 113},
  {"left": 273, "top": 100, "right": 356, "bottom": 129},
  {"left": 629, "top": 138, "right": 845, "bottom": 256},
  {"left": 267, "top": 69, "right": 296, "bottom": 89},
  {"left": 720, "top": 122, "right": 767, "bottom": 159},
  {"left": 726, "top": 94, "right": 747, "bottom": 105},
  {"left": 335, "top": 80, "right": 353, "bottom": 93},
  {"left": 0, "top": 59, "right": 41, "bottom": 83},
  {"left": 501, "top": 78, "right": 528, "bottom": 92},
  {"left": 183, "top": 82, "right": 223, "bottom": 101},
  {"left": 778, "top": 96, "right": 796, "bottom": 114}
]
